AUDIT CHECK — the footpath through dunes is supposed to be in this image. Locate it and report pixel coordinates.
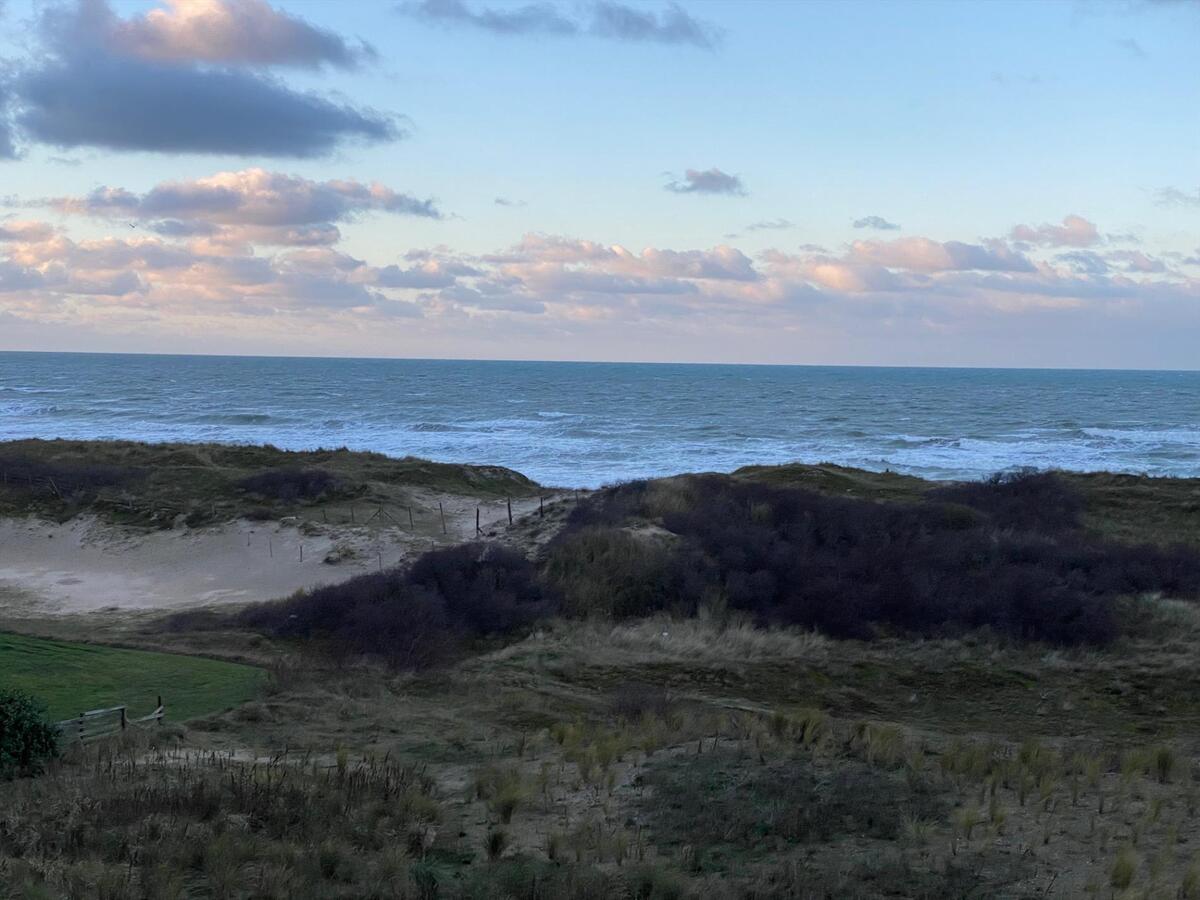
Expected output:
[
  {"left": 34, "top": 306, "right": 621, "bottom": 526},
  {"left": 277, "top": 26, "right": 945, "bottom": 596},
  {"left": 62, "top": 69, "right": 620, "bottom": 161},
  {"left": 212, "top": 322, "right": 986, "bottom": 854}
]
[{"left": 0, "top": 439, "right": 570, "bottom": 616}]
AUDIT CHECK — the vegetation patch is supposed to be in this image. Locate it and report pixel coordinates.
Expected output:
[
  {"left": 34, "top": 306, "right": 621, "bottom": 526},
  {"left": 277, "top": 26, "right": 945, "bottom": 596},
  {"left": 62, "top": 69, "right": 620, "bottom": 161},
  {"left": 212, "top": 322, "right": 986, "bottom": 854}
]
[
  {"left": 0, "top": 689, "right": 59, "bottom": 779},
  {"left": 548, "top": 472, "right": 1200, "bottom": 645},
  {"left": 0, "top": 632, "right": 265, "bottom": 721},
  {"left": 0, "top": 438, "right": 539, "bottom": 527},
  {"left": 639, "top": 750, "right": 945, "bottom": 871},
  {"left": 231, "top": 542, "right": 552, "bottom": 668}
]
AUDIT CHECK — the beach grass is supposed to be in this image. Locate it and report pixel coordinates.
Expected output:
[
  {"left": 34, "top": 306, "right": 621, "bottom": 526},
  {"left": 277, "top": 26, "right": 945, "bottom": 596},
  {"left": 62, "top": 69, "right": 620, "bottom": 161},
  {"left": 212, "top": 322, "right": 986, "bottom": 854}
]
[
  {"left": 0, "top": 438, "right": 541, "bottom": 528},
  {"left": 0, "top": 631, "right": 265, "bottom": 721}
]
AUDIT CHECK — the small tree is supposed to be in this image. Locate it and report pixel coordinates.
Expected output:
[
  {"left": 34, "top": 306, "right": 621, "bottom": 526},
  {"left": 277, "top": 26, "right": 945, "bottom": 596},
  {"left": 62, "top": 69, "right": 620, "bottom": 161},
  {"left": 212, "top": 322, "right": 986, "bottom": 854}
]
[{"left": 0, "top": 689, "right": 59, "bottom": 778}]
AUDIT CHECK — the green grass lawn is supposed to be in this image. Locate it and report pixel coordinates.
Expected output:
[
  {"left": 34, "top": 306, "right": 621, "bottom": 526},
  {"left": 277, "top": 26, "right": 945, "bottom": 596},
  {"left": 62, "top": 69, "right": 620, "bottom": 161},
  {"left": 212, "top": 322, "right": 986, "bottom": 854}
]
[{"left": 0, "top": 632, "right": 265, "bottom": 722}]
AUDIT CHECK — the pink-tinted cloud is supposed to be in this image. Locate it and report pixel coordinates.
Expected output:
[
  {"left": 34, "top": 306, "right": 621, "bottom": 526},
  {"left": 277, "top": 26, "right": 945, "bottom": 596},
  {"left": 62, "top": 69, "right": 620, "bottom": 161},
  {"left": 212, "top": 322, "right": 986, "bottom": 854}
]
[
  {"left": 1010, "top": 214, "right": 1101, "bottom": 248},
  {"left": 848, "top": 236, "right": 1035, "bottom": 273},
  {"left": 49, "top": 168, "right": 440, "bottom": 246},
  {"left": 102, "top": 0, "right": 372, "bottom": 69},
  {"left": 1, "top": 205, "right": 1196, "bottom": 362}
]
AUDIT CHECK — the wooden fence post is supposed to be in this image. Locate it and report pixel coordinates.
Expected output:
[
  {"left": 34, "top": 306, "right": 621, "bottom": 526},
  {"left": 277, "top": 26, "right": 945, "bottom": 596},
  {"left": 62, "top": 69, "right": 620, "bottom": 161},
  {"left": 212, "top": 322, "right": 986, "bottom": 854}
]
[
  {"left": 408, "top": 506, "right": 414, "bottom": 529},
  {"left": 506, "top": 498, "right": 513, "bottom": 525},
  {"left": 439, "top": 501, "right": 446, "bottom": 534},
  {"left": 539, "top": 496, "right": 544, "bottom": 518},
  {"left": 120, "top": 707, "right": 127, "bottom": 732},
  {"left": 476, "top": 508, "right": 481, "bottom": 536}
]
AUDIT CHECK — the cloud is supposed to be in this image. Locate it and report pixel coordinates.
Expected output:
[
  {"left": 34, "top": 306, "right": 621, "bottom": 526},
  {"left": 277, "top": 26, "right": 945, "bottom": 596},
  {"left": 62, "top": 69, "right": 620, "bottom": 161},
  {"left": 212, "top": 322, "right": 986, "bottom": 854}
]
[
  {"left": 2, "top": 211, "right": 1195, "bottom": 363},
  {"left": 49, "top": 169, "right": 441, "bottom": 247},
  {"left": 1058, "top": 250, "right": 1110, "bottom": 275},
  {"left": 80, "top": 0, "right": 373, "bottom": 68},
  {"left": 852, "top": 215, "right": 900, "bottom": 231},
  {"left": 1115, "top": 37, "right": 1148, "bottom": 57},
  {"left": 494, "top": 196, "right": 527, "bottom": 207},
  {"left": 745, "top": 218, "right": 793, "bottom": 233},
  {"left": 7, "top": 0, "right": 398, "bottom": 158},
  {"left": 402, "top": 0, "right": 721, "bottom": 48},
  {"left": 1009, "top": 214, "right": 1101, "bottom": 248},
  {"left": 405, "top": 0, "right": 577, "bottom": 35},
  {"left": 1155, "top": 186, "right": 1200, "bottom": 208},
  {"left": 0, "top": 220, "right": 56, "bottom": 242},
  {"left": 665, "top": 168, "right": 746, "bottom": 196},
  {"left": 590, "top": 1, "right": 719, "bottom": 48},
  {"left": 848, "top": 236, "right": 1036, "bottom": 273},
  {"left": 1108, "top": 249, "right": 1167, "bottom": 273}
]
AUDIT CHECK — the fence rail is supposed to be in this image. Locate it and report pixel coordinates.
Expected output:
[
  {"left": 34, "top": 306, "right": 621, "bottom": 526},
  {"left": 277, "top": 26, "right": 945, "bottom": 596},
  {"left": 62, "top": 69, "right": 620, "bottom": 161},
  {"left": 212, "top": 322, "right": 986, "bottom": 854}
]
[{"left": 54, "top": 701, "right": 165, "bottom": 744}]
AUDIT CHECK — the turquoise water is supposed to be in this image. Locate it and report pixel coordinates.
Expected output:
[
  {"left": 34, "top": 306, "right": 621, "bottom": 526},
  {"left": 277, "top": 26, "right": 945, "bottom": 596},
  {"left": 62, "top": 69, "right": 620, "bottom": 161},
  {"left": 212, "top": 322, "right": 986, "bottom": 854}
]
[{"left": 0, "top": 352, "right": 1197, "bottom": 487}]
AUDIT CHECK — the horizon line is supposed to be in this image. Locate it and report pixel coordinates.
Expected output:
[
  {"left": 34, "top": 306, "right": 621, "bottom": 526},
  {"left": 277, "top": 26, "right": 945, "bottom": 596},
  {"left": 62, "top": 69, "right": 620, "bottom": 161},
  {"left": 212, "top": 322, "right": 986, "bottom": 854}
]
[{"left": 0, "top": 348, "right": 1198, "bottom": 375}]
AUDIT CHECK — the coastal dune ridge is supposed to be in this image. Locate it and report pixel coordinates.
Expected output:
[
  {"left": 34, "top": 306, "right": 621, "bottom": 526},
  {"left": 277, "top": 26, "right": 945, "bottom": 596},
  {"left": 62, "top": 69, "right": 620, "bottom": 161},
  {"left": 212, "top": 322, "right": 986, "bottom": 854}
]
[{"left": 1, "top": 436, "right": 1198, "bottom": 620}]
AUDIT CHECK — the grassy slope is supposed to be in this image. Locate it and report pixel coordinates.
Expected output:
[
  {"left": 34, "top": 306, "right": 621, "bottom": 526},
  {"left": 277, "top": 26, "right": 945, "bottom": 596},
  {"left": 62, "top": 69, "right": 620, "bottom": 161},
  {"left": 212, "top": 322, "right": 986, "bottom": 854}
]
[
  {"left": 0, "top": 631, "right": 265, "bottom": 721},
  {"left": 0, "top": 438, "right": 540, "bottom": 528},
  {"left": 735, "top": 461, "right": 1200, "bottom": 546}
]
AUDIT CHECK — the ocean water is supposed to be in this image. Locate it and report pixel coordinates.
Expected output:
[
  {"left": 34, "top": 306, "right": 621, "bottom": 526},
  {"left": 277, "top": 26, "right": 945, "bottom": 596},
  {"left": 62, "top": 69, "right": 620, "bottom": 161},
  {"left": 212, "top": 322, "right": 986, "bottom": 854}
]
[{"left": 0, "top": 352, "right": 1197, "bottom": 488}]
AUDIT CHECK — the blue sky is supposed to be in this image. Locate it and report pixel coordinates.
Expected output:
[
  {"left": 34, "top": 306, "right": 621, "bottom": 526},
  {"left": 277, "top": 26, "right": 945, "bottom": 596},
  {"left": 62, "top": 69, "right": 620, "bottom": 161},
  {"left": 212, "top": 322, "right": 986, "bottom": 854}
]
[{"left": 0, "top": 0, "right": 1197, "bottom": 366}]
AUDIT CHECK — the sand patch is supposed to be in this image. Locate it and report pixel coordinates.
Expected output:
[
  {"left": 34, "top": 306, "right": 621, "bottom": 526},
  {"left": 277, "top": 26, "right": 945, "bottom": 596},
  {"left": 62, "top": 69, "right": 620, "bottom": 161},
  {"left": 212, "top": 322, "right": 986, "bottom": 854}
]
[{"left": 0, "top": 493, "right": 566, "bottom": 617}]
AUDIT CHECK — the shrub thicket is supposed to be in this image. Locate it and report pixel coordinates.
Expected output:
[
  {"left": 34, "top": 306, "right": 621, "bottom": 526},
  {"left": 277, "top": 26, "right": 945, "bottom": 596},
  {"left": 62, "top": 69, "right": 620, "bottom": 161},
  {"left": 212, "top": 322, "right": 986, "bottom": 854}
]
[
  {"left": 0, "top": 689, "right": 59, "bottom": 779},
  {"left": 0, "top": 454, "right": 140, "bottom": 498},
  {"left": 237, "top": 543, "right": 549, "bottom": 667},
  {"left": 546, "top": 472, "right": 1200, "bottom": 646},
  {"left": 931, "top": 470, "right": 1084, "bottom": 534},
  {"left": 237, "top": 468, "right": 340, "bottom": 502}
]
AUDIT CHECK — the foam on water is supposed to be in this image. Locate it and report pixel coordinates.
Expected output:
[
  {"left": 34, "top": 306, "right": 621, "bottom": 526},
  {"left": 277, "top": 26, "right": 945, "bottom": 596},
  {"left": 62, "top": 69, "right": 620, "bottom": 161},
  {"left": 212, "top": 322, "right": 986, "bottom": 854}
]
[{"left": 0, "top": 353, "right": 1197, "bottom": 487}]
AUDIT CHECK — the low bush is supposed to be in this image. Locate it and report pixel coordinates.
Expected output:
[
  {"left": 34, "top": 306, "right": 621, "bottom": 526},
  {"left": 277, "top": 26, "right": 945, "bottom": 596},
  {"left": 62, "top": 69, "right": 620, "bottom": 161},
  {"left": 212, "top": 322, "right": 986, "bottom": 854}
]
[
  {"left": 237, "top": 468, "right": 340, "bottom": 502},
  {"left": 0, "top": 454, "right": 141, "bottom": 499},
  {"left": 931, "top": 470, "right": 1084, "bottom": 534},
  {"left": 237, "top": 543, "right": 550, "bottom": 668},
  {"left": 549, "top": 472, "right": 1200, "bottom": 646},
  {"left": 639, "top": 751, "right": 944, "bottom": 869},
  {"left": 542, "top": 527, "right": 682, "bottom": 618},
  {"left": 0, "top": 689, "right": 59, "bottom": 778}
]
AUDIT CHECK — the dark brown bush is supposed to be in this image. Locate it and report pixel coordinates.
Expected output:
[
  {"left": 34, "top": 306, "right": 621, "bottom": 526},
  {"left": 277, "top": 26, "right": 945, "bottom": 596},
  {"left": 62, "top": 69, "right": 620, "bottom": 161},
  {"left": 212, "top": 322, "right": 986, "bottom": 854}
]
[
  {"left": 550, "top": 473, "right": 1200, "bottom": 646},
  {"left": 236, "top": 468, "right": 339, "bottom": 502},
  {"left": 234, "top": 543, "right": 550, "bottom": 668},
  {"left": 0, "top": 454, "right": 141, "bottom": 497}
]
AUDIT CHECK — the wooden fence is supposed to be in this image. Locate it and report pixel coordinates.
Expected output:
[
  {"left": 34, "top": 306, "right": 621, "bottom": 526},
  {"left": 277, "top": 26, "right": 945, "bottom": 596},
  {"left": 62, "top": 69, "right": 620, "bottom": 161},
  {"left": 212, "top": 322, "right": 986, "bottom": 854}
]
[{"left": 54, "top": 700, "right": 166, "bottom": 744}]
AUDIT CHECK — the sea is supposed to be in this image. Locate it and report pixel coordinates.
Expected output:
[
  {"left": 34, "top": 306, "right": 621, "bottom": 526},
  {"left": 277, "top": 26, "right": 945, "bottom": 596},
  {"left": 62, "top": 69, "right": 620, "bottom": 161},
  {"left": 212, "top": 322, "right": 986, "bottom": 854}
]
[{"left": 0, "top": 352, "right": 1197, "bottom": 488}]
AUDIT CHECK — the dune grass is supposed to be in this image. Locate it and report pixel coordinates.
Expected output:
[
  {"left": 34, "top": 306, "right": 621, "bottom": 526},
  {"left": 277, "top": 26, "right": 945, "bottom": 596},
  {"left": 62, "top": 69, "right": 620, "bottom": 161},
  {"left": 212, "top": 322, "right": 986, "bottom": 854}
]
[
  {"left": 0, "top": 438, "right": 540, "bottom": 528},
  {"left": 0, "top": 631, "right": 264, "bottom": 721}
]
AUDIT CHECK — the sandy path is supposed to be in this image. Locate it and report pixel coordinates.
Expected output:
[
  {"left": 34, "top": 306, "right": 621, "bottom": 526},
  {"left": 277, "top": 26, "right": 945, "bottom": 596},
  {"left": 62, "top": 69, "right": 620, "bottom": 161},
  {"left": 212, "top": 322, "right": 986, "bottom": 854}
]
[{"left": 0, "top": 494, "right": 556, "bottom": 617}]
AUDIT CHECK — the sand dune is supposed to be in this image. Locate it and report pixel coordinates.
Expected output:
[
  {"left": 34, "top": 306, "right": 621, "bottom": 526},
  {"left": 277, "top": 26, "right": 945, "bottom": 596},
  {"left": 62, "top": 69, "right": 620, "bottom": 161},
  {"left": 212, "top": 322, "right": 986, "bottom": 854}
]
[{"left": 0, "top": 493, "right": 552, "bottom": 616}]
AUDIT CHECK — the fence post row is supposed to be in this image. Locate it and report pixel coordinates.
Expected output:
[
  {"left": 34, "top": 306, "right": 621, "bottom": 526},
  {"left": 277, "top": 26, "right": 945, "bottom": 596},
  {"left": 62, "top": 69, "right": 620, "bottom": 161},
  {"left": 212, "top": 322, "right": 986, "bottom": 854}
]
[{"left": 54, "top": 700, "right": 165, "bottom": 744}]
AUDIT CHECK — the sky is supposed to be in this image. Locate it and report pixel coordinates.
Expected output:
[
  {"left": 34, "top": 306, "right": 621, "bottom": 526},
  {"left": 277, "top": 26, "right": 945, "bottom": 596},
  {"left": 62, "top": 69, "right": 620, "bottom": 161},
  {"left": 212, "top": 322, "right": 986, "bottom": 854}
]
[{"left": 0, "top": 0, "right": 1197, "bottom": 368}]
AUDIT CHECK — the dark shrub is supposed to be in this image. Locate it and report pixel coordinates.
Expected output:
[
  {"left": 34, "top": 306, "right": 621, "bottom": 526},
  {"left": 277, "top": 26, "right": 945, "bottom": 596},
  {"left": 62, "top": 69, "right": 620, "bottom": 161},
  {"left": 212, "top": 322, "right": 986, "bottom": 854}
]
[
  {"left": 551, "top": 474, "right": 1200, "bottom": 646},
  {"left": 0, "top": 454, "right": 140, "bottom": 499},
  {"left": 407, "top": 543, "right": 551, "bottom": 635},
  {"left": 236, "top": 543, "right": 550, "bottom": 668},
  {"left": 932, "top": 470, "right": 1084, "bottom": 534},
  {"left": 610, "top": 683, "right": 677, "bottom": 722},
  {"left": 237, "top": 468, "right": 339, "bottom": 502},
  {"left": 542, "top": 527, "right": 682, "bottom": 618},
  {"left": 0, "top": 689, "right": 59, "bottom": 779}
]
